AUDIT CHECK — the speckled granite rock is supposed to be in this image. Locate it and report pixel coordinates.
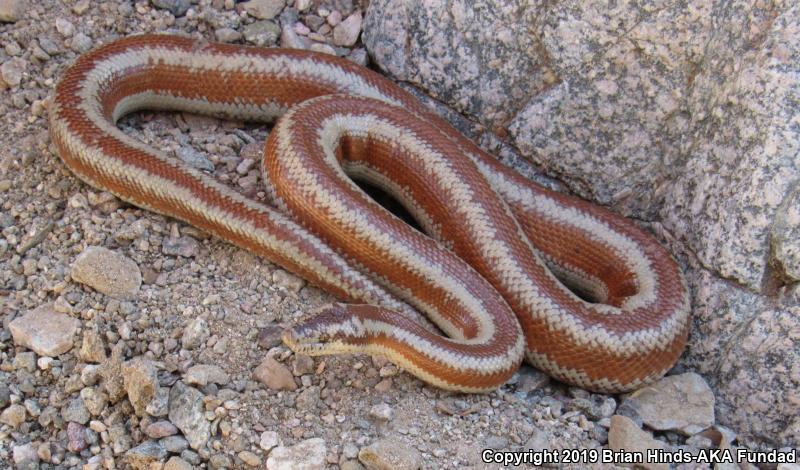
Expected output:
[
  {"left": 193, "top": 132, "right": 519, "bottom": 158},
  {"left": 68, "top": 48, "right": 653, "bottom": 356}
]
[{"left": 364, "top": 0, "right": 800, "bottom": 447}]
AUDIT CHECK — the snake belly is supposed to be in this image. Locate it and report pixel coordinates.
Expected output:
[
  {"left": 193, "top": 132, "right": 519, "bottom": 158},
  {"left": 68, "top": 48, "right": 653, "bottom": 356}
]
[{"left": 49, "top": 34, "right": 690, "bottom": 393}]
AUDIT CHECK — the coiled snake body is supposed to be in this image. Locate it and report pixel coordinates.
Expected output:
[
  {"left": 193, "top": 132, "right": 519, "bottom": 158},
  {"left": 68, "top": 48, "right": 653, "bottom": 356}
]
[{"left": 50, "top": 34, "right": 690, "bottom": 393}]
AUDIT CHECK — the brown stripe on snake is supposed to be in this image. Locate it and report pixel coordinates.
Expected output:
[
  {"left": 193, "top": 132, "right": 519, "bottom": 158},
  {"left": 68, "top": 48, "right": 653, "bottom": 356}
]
[{"left": 49, "top": 34, "right": 690, "bottom": 393}]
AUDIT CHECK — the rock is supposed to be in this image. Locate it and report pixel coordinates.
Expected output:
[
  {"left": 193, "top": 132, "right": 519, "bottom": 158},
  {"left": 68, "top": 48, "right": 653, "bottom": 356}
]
[
  {"left": 215, "top": 27, "right": 242, "bottom": 43},
  {"left": 12, "top": 443, "right": 39, "bottom": 469},
  {"left": 0, "top": 384, "right": 10, "bottom": 408},
  {"left": 292, "top": 354, "right": 314, "bottom": 376},
  {"left": 333, "top": 11, "right": 362, "bottom": 47},
  {"left": 100, "top": 342, "right": 127, "bottom": 403},
  {"left": 185, "top": 364, "right": 230, "bottom": 386},
  {"left": 176, "top": 146, "right": 214, "bottom": 172},
  {"left": 146, "top": 385, "right": 171, "bottom": 417},
  {"left": 162, "top": 235, "right": 200, "bottom": 257},
  {"left": 1, "top": 57, "right": 25, "bottom": 87},
  {"left": 523, "top": 428, "right": 551, "bottom": 453},
  {"left": 67, "top": 421, "right": 88, "bottom": 452},
  {"left": 62, "top": 396, "right": 90, "bottom": 424},
  {"left": 122, "top": 358, "right": 160, "bottom": 416},
  {"left": 13, "top": 351, "right": 35, "bottom": 372},
  {"left": 260, "top": 430, "right": 280, "bottom": 451},
  {"left": 70, "top": 32, "right": 93, "bottom": 53},
  {"left": 125, "top": 441, "right": 168, "bottom": 470},
  {"left": 9, "top": 303, "right": 80, "bottom": 356},
  {"left": 241, "top": 0, "right": 285, "bottom": 20},
  {"left": 181, "top": 317, "right": 209, "bottom": 349},
  {"left": 71, "top": 246, "right": 142, "bottom": 299},
  {"left": 239, "top": 450, "right": 262, "bottom": 467},
  {"left": 80, "top": 387, "right": 109, "bottom": 416},
  {"left": 608, "top": 415, "right": 667, "bottom": 470},
  {"left": 150, "top": 0, "right": 190, "bottom": 16},
  {"left": 0, "top": 0, "right": 23, "bottom": 22},
  {"left": 257, "top": 324, "right": 284, "bottom": 349},
  {"left": 369, "top": 403, "right": 393, "bottom": 422},
  {"left": 161, "top": 435, "right": 189, "bottom": 453},
  {"left": 244, "top": 20, "right": 281, "bottom": 46},
  {"left": 168, "top": 381, "right": 211, "bottom": 450},
  {"left": 253, "top": 356, "right": 297, "bottom": 391},
  {"left": 267, "top": 437, "right": 326, "bottom": 470},
  {"left": 164, "top": 456, "right": 193, "bottom": 470},
  {"left": 209, "top": 453, "right": 233, "bottom": 469},
  {"left": 80, "top": 329, "right": 107, "bottom": 363},
  {"left": 0, "top": 403, "right": 26, "bottom": 427},
  {"left": 272, "top": 269, "right": 305, "bottom": 292},
  {"left": 145, "top": 420, "right": 178, "bottom": 438},
  {"left": 516, "top": 366, "right": 550, "bottom": 393},
  {"left": 358, "top": 439, "right": 422, "bottom": 470},
  {"left": 622, "top": 372, "right": 714, "bottom": 436}
]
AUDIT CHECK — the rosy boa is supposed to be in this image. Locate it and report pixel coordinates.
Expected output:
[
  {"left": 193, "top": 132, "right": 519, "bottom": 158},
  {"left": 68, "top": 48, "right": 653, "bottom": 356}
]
[{"left": 49, "top": 34, "right": 691, "bottom": 393}]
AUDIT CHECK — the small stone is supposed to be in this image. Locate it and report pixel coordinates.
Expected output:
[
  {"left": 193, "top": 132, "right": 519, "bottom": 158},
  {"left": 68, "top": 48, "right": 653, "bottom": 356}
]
[
  {"left": 55, "top": 18, "right": 75, "bottom": 36},
  {"left": 267, "top": 438, "right": 326, "bottom": 470},
  {"left": 13, "top": 351, "right": 36, "bottom": 372},
  {"left": 185, "top": 364, "right": 231, "bottom": 387},
  {"left": 71, "top": 246, "right": 142, "bottom": 299},
  {"left": 484, "top": 436, "right": 508, "bottom": 450},
  {"left": 607, "top": 415, "right": 668, "bottom": 470},
  {"left": 72, "top": 0, "right": 90, "bottom": 14},
  {"left": 67, "top": 421, "right": 88, "bottom": 452},
  {"left": 241, "top": 0, "right": 285, "bottom": 20},
  {"left": 0, "top": 0, "right": 24, "bottom": 22},
  {"left": 12, "top": 443, "right": 38, "bottom": 469},
  {"left": 215, "top": 27, "right": 242, "bottom": 43},
  {"left": 1, "top": 57, "right": 25, "bottom": 87},
  {"left": 150, "top": 0, "right": 191, "bottom": 16},
  {"left": 358, "top": 439, "right": 422, "bottom": 470},
  {"left": 164, "top": 456, "right": 193, "bottom": 470},
  {"left": 168, "top": 381, "right": 211, "bottom": 450},
  {"left": 100, "top": 343, "right": 127, "bottom": 403},
  {"left": 176, "top": 147, "right": 215, "bottom": 171},
  {"left": 257, "top": 325, "right": 284, "bottom": 349},
  {"left": 9, "top": 303, "right": 80, "bottom": 356},
  {"left": 239, "top": 450, "right": 262, "bottom": 467},
  {"left": 332, "top": 11, "right": 362, "bottom": 47},
  {"left": 369, "top": 403, "right": 393, "bottom": 422},
  {"left": 181, "top": 318, "right": 210, "bottom": 349},
  {"left": 162, "top": 235, "right": 200, "bottom": 257},
  {"left": 161, "top": 435, "right": 190, "bottom": 453},
  {"left": 260, "top": 430, "right": 280, "bottom": 451},
  {"left": 146, "top": 420, "right": 178, "bottom": 438},
  {"left": 70, "top": 32, "right": 93, "bottom": 53},
  {"left": 622, "top": 372, "right": 714, "bottom": 436},
  {"left": 272, "top": 269, "right": 305, "bottom": 292},
  {"left": 125, "top": 441, "right": 168, "bottom": 470},
  {"left": 209, "top": 453, "right": 233, "bottom": 468},
  {"left": 243, "top": 20, "right": 281, "bottom": 46},
  {"left": 292, "top": 354, "right": 314, "bottom": 376},
  {"left": 253, "top": 356, "right": 297, "bottom": 391},
  {"left": 62, "top": 396, "right": 90, "bottom": 424},
  {"left": 80, "top": 329, "right": 107, "bottom": 363},
  {"left": 87, "top": 191, "right": 122, "bottom": 212},
  {"left": 122, "top": 358, "right": 160, "bottom": 416},
  {"left": 0, "top": 384, "right": 10, "bottom": 408},
  {"left": 0, "top": 403, "right": 26, "bottom": 427},
  {"left": 80, "top": 386, "right": 109, "bottom": 416}
]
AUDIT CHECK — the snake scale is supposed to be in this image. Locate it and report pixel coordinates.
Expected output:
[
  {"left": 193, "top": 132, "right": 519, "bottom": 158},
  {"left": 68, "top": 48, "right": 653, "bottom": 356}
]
[{"left": 49, "top": 34, "right": 690, "bottom": 393}]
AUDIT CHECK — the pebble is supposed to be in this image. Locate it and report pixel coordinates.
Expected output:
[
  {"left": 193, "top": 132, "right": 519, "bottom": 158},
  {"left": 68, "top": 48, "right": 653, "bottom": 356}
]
[
  {"left": 161, "top": 435, "right": 190, "bottom": 453},
  {"left": 358, "top": 439, "right": 422, "bottom": 470},
  {"left": 260, "top": 430, "right": 280, "bottom": 451},
  {"left": 80, "top": 386, "right": 109, "bottom": 416},
  {"left": 622, "top": 372, "right": 715, "bottom": 436},
  {"left": 267, "top": 437, "right": 327, "bottom": 470},
  {"left": 71, "top": 246, "right": 142, "bottom": 299},
  {"left": 185, "top": 364, "right": 231, "bottom": 386},
  {"left": 209, "top": 453, "right": 233, "bottom": 468},
  {"left": 257, "top": 324, "right": 284, "bottom": 349},
  {"left": 241, "top": 0, "right": 285, "bottom": 20},
  {"left": 164, "top": 456, "right": 193, "bottom": 470},
  {"left": 100, "top": 343, "right": 127, "bottom": 403},
  {"left": 146, "top": 420, "right": 179, "bottom": 438},
  {"left": 272, "top": 269, "right": 305, "bottom": 292},
  {"left": 168, "top": 381, "right": 211, "bottom": 450},
  {"left": 0, "top": 0, "right": 23, "bottom": 22},
  {"left": 181, "top": 317, "right": 210, "bottom": 349},
  {"left": 67, "top": 421, "right": 88, "bottom": 452},
  {"left": 292, "top": 354, "right": 314, "bottom": 376},
  {"left": 13, "top": 351, "right": 36, "bottom": 372},
  {"left": 253, "top": 356, "right": 298, "bottom": 391},
  {"left": 244, "top": 20, "right": 282, "bottom": 46},
  {"left": 607, "top": 415, "right": 668, "bottom": 470},
  {"left": 12, "top": 443, "right": 39, "bottom": 469},
  {"left": 70, "top": 32, "right": 93, "bottom": 53},
  {"left": 333, "top": 11, "right": 362, "bottom": 47},
  {"left": 162, "top": 235, "right": 200, "bottom": 257},
  {"left": 0, "top": 384, "right": 10, "bottom": 408},
  {"left": 55, "top": 18, "right": 75, "bottom": 36},
  {"left": 484, "top": 435, "right": 508, "bottom": 450},
  {"left": 62, "top": 396, "right": 90, "bottom": 424},
  {"left": 239, "top": 450, "right": 262, "bottom": 467},
  {"left": 9, "top": 303, "right": 80, "bottom": 356},
  {"left": 215, "top": 27, "right": 242, "bottom": 43},
  {"left": 0, "top": 403, "right": 27, "bottom": 427},
  {"left": 150, "top": 0, "right": 191, "bottom": 16},
  {"left": 369, "top": 403, "right": 393, "bottom": 422},
  {"left": 1, "top": 57, "right": 25, "bottom": 87},
  {"left": 176, "top": 146, "right": 215, "bottom": 171},
  {"left": 122, "top": 358, "right": 160, "bottom": 416},
  {"left": 80, "top": 329, "right": 108, "bottom": 363},
  {"left": 125, "top": 441, "right": 168, "bottom": 470}
]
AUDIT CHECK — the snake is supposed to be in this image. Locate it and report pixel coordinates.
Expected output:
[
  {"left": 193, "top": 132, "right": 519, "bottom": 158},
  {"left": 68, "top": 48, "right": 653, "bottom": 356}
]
[{"left": 49, "top": 34, "right": 690, "bottom": 393}]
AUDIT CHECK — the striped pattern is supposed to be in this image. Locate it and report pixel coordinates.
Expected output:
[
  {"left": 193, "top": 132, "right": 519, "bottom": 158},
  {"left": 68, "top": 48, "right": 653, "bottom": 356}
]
[{"left": 49, "top": 34, "right": 690, "bottom": 393}]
